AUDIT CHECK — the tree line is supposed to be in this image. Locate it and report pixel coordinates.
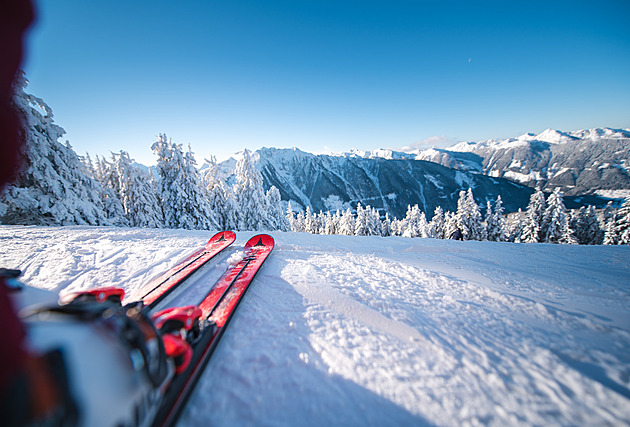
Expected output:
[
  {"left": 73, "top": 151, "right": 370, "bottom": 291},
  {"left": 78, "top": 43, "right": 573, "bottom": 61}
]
[
  {"left": 287, "top": 187, "right": 630, "bottom": 245},
  {"left": 2, "top": 74, "right": 629, "bottom": 244},
  {"left": 0, "top": 74, "right": 288, "bottom": 231}
]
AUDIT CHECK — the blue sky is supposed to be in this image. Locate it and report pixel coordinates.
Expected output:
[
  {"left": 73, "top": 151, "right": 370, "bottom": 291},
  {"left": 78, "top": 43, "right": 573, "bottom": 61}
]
[{"left": 23, "top": 0, "right": 630, "bottom": 165}]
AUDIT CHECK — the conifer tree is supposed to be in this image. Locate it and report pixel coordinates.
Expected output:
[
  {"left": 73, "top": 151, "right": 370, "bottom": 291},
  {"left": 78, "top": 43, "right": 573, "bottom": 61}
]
[
  {"left": 354, "top": 203, "right": 369, "bottom": 236},
  {"left": 542, "top": 188, "right": 576, "bottom": 244},
  {"left": 381, "top": 212, "right": 392, "bottom": 237},
  {"left": 603, "top": 214, "right": 618, "bottom": 245},
  {"left": 338, "top": 208, "right": 355, "bottom": 236},
  {"left": 265, "top": 186, "right": 289, "bottom": 231},
  {"left": 315, "top": 211, "right": 326, "bottom": 234},
  {"left": 286, "top": 202, "right": 296, "bottom": 231},
  {"left": 389, "top": 217, "right": 402, "bottom": 236},
  {"left": 203, "top": 156, "right": 234, "bottom": 230},
  {"left": 402, "top": 204, "right": 429, "bottom": 238},
  {"left": 521, "top": 187, "right": 546, "bottom": 243},
  {"left": 507, "top": 210, "right": 525, "bottom": 242},
  {"left": 443, "top": 211, "right": 458, "bottom": 239},
  {"left": 112, "top": 151, "right": 163, "bottom": 228},
  {"left": 614, "top": 197, "right": 630, "bottom": 245},
  {"left": 368, "top": 206, "right": 382, "bottom": 236},
  {"left": 585, "top": 205, "right": 604, "bottom": 245},
  {"left": 232, "top": 149, "right": 267, "bottom": 231},
  {"left": 455, "top": 189, "right": 484, "bottom": 240},
  {"left": 485, "top": 196, "right": 506, "bottom": 242},
  {"left": 1, "top": 74, "right": 107, "bottom": 225},
  {"left": 92, "top": 155, "right": 127, "bottom": 226},
  {"left": 429, "top": 206, "right": 446, "bottom": 239},
  {"left": 304, "top": 206, "right": 316, "bottom": 234},
  {"left": 152, "top": 135, "right": 216, "bottom": 230},
  {"left": 571, "top": 205, "right": 603, "bottom": 245}
]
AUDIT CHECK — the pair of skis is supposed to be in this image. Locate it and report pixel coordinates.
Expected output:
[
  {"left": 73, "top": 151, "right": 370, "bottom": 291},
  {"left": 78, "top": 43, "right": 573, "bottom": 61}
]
[
  {"left": 148, "top": 232, "right": 274, "bottom": 427},
  {"left": 65, "top": 231, "right": 274, "bottom": 427}
]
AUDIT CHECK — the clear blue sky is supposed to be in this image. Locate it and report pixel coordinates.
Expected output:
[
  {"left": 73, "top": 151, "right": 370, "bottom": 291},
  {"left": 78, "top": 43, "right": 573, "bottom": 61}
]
[{"left": 23, "top": 0, "right": 630, "bottom": 165}]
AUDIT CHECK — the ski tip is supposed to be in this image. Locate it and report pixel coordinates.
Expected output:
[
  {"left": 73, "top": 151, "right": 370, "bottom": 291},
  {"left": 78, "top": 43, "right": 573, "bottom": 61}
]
[
  {"left": 245, "top": 234, "right": 275, "bottom": 250},
  {"left": 207, "top": 230, "right": 236, "bottom": 246}
]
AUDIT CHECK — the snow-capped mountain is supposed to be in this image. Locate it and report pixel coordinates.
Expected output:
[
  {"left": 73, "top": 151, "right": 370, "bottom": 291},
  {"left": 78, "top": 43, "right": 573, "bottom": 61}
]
[
  {"left": 416, "top": 127, "right": 630, "bottom": 198},
  {"left": 230, "top": 147, "right": 536, "bottom": 219},
  {"left": 216, "top": 128, "right": 625, "bottom": 219}
]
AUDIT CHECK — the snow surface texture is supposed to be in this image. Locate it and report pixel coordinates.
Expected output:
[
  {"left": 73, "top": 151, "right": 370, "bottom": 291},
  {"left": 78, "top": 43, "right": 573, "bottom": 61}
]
[{"left": 1, "top": 225, "right": 629, "bottom": 426}]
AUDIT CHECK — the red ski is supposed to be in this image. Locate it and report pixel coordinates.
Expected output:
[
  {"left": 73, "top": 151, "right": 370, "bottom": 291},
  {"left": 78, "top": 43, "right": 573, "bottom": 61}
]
[
  {"left": 152, "top": 234, "right": 275, "bottom": 427},
  {"left": 137, "top": 230, "right": 236, "bottom": 309},
  {"left": 54, "top": 232, "right": 274, "bottom": 427},
  {"left": 64, "top": 231, "right": 236, "bottom": 309}
]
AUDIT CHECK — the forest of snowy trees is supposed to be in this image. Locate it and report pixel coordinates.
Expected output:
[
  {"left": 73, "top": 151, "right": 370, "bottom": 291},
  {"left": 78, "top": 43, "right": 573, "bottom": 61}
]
[
  {"left": 0, "top": 74, "right": 288, "bottom": 232},
  {"left": 287, "top": 187, "right": 630, "bottom": 245},
  {"left": 2, "top": 74, "right": 629, "bottom": 245}
]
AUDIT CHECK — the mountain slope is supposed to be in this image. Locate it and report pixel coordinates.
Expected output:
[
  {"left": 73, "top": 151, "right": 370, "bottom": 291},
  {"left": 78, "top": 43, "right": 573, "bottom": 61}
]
[
  {"left": 416, "top": 127, "right": 630, "bottom": 198},
  {"left": 248, "top": 148, "right": 534, "bottom": 218}
]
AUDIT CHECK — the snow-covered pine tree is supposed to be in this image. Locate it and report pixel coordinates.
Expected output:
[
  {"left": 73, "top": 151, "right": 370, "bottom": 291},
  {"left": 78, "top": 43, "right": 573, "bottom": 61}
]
[
  {"left": 466, "top": 189, "right": 485, "bottom": 240},
  {"left": 338, "top": 208, "right": 355, "bottom": 236},
  {"left": 402, "top": 204, "right": 428, "bottom": 238},
  {"left": 152, "top": 135, "right": 216, "bottom": 230},
  {"left": 542, "top": 188, "right": 576, "bottom": 244},
  {"left": 316, "top": 211, "right": 326, "bottom": 234},
  {"left": 1, "top": 74, "right": 108, "bottom": 225},
  {"left": 92, "top": 155, "right": 127, "bottom": 226},
  {"left": 443, "top": 211, "right": 458, "bottom": 239},
  {"left": 400, "top": 205, "right": 415, "bottom": 238},
  {"left": 202, "top": 156, "right": 234, "bottom": 231},
  {"left": 368, "top": 206, "right": 382, "bottom": 236},
  {"left": 294, "top": 209, "right": 306, "bottom": 233},
  {"left": 603, "top": 214, "right": 618, "bottom": 245},
  {"left": 390, "top": 216, "right": 405, "bottom": 237},
  {"left": 484, "top": 201, "right": 494, "bottom": 241},
  {"left": 614, "top": 196, "right": 630, "bottom": 245},
  {"left": 354, "top": 203, "right": 369, "bottom": 236},
  {"left": 485, "top": 196, "right": 507, "bottom": 242},
  {"left": 570, "top": 205, "right": 603, "bottom": 245},
  {"left": 304, "top": 206, "right": 316, "bottom": 234},
  {"left": 507, "top": 209, "right": 525, "bottom": 242},
  {"left": 455, "top": 189, "right": 484, "bottom": 240},
  {"left": 429, "top": 206, "right": 446, "bottom": 239},
  {"left": 454, "top": 191, "right": 468, "bottom": 238},
  {"left": 286, "top": 202, "right": 296, "bottom": 231},
  {"left": 323, "top": 211, "right": 336, "bottom": 235},
  {"left": 520, "top": 187, "right": 546, "bottom": 243},
  {"left": 603, "top": 201, "right": 615, "bottom": 227},
  {"left": 265, "top": 186, "right": 289, "bottom": 231},
  {"left": 232, "top": 149, "right": 268, "bottom": 231},
  {"left": 381, "top": 212, "right": 392, "bottom": 237},
  {"left": 111, "top": 151, "right": 163, "bottom": 228}
]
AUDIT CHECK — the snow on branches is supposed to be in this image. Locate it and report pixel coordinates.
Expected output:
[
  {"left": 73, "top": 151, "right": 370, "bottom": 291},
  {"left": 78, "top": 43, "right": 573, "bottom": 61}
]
[
  {"left": 2, "top": 77, "right": 624, "bottom": 243},
  {"left": 285, "top": 188, "right": 618, "bottom": 246}
]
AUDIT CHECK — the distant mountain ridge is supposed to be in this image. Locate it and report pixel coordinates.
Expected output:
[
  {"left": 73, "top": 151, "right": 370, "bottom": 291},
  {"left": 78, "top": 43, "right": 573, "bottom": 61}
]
[
  {"left": 219, "top": 127, "right": 626, "bottom": 218},
  {"left": 228, "top": 147, "right": 534, "bottom": 219},
  {"left": 414, "top": 127, "right": 630, "bottom": 198}
]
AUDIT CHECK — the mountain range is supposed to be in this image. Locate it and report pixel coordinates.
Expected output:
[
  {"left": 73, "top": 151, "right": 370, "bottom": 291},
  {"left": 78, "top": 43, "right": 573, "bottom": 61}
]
[
  {"left": 410, "top": 127, "right": 630, "bottom": 199},
  {"left": 220, "top": 127, "right": 628, "bottom": 219}
]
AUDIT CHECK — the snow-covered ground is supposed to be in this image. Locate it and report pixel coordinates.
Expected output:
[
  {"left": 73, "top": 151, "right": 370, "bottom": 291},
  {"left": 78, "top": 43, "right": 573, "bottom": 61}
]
[{"left": 1, "top": 225, "right": 629, "bottom": 426}]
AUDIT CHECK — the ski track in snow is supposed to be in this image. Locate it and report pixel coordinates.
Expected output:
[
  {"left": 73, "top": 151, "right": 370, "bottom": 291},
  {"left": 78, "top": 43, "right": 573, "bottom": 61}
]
[{"left": 1, "top": 225, "right": 629, "bottom": 426}]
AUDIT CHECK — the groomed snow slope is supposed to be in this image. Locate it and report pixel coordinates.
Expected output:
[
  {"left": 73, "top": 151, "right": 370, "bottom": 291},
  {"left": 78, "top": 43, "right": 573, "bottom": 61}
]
[{"left": 1, "top": 225, "right": 629, "bottom": 426}]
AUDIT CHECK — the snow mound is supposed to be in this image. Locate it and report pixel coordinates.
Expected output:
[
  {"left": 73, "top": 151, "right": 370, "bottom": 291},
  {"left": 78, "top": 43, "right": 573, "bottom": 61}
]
[{"left": 1, "top": 225, "right": 629, "bottom": 426}]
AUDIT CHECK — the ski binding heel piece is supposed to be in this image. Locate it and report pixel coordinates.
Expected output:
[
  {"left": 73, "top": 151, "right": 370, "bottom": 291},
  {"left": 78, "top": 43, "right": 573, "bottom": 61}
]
[{"left": 152, "top": 306, "right": 203, "bottom": 337}]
